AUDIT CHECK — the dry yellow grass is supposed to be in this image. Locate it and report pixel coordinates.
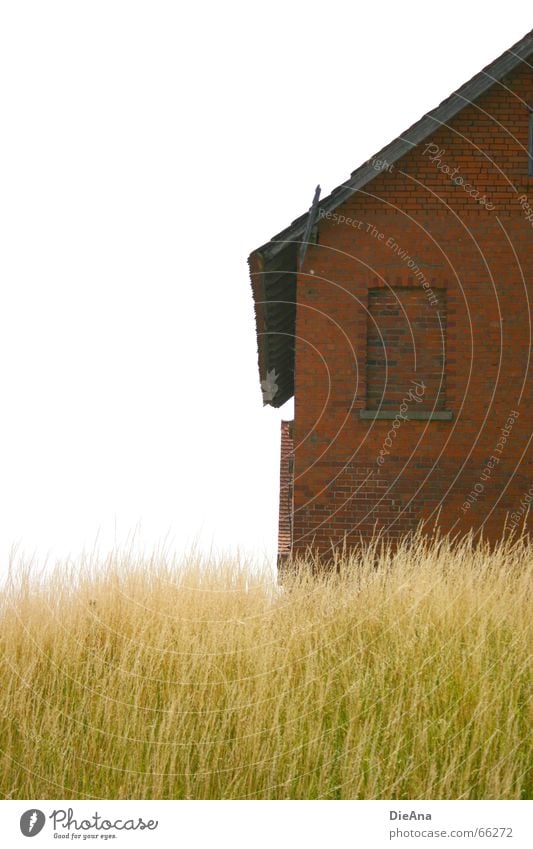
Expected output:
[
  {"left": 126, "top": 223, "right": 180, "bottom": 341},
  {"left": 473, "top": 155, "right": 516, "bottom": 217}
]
[{"left": 0, "top": 530, "right": 531, "bottom": 799}]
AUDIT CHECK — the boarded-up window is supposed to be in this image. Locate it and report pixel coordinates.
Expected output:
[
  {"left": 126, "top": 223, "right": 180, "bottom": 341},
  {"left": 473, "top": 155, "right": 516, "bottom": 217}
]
[{"left": 366, "top": 287, "right": 447, "bottom": 410}]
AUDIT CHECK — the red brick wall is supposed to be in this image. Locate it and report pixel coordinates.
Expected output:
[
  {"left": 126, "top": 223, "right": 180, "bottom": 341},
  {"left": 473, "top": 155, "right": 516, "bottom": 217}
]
[
  {"left": 291, "top": 61, "right": 533, "bottom": 552},
  {"left": 278, "top": 420, "right": 294, "bottom": 558}
]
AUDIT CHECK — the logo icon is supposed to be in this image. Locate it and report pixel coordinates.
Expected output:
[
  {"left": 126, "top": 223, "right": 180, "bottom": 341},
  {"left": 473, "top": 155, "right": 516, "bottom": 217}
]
[{"left": 20, "top": 809, "right": 46, "bottom": 837}]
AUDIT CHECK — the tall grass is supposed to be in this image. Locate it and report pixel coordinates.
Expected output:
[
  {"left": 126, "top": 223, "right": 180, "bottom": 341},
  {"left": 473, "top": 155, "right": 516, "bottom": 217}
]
[{"left": 0, "top": 530, "right": 531, "bottom": 799}]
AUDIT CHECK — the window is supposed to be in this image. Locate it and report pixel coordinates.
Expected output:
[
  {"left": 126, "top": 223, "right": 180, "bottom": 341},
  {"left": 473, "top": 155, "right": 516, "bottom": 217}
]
[{"left": 362, "top": 286, "right": 450, "bottom": 420}]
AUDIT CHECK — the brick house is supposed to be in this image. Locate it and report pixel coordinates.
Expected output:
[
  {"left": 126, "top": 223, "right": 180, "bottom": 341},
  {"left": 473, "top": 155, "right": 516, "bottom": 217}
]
[{"left": 249, "top": 31, "right": 533, "bottom": 561}]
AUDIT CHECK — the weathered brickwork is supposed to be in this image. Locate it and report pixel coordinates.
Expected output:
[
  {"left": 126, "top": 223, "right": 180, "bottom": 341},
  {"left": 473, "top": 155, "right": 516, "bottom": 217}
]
[
  {"left": 289, "top": 61, "right": 533, "bottom": 553},
  {"left": 278, "top": 420, "right": 294, "bottom": 559},
  {"left": 366, "top": 286, "right": 447, "bottom": 410}
]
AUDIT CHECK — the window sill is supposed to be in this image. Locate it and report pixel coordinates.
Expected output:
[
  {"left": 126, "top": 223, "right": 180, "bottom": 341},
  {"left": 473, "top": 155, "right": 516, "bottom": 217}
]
[{"left": 359, "top": 409, "right": 453, "bottom": 421}]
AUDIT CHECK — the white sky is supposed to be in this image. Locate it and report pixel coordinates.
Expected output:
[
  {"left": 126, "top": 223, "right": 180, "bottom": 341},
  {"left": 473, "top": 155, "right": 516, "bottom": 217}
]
[{"left": 0, "top": 1, "right": 530, "bottom": 574}]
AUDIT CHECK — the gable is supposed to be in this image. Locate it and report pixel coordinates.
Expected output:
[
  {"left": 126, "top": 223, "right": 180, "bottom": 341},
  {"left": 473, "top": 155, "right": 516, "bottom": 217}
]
[{"left": 248, "top": 29, "right": 533, "bottom": 407}]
